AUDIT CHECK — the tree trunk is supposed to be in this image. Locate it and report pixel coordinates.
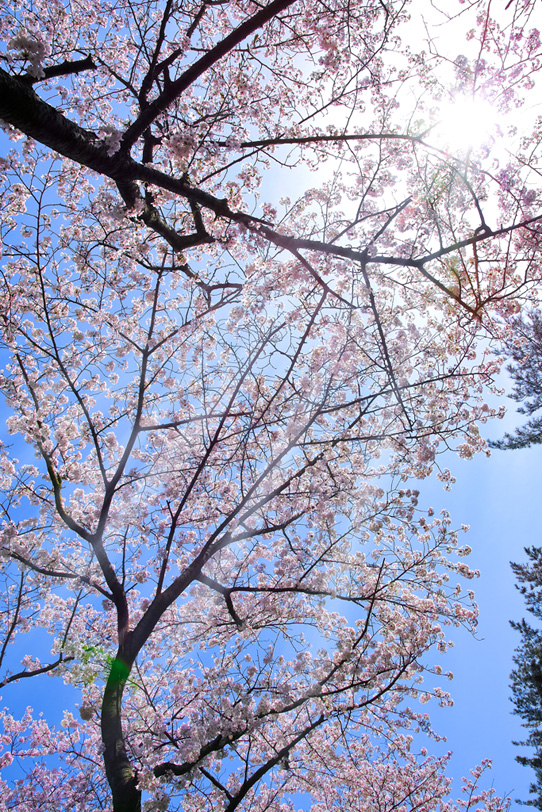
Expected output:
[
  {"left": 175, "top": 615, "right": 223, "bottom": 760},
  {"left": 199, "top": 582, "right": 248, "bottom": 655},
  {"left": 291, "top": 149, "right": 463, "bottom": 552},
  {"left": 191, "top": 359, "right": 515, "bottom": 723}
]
[{"left": 101, "top": 655, "right": 142, "bottom": 812}]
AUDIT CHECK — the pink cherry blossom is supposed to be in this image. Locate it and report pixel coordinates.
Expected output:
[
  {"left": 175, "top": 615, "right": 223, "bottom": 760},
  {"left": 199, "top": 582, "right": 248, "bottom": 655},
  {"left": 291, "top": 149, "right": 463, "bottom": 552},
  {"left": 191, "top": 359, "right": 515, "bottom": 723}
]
[{"left": 0, "top": 0, "right": 539, "bottom": 809}]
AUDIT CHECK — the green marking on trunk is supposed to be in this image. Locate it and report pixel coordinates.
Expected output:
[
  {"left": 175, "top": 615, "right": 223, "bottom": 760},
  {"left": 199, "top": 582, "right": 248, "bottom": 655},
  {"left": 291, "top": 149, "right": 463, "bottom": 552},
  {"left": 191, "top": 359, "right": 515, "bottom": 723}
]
[{"left": 109, "top": 657, "right": 130, "bottom": 685}]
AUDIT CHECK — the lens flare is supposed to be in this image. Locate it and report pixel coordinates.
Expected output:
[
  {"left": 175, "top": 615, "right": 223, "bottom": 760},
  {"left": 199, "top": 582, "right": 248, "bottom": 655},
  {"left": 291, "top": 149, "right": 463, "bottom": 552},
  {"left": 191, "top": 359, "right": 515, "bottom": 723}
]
[{"left": 433, "top": 95, "right": 499, "bottom": 153}]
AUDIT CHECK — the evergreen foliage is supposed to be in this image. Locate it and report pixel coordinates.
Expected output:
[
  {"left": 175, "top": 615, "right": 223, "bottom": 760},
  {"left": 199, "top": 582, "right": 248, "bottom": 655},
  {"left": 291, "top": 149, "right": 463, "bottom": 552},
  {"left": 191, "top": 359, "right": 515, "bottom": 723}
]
[
  {"left": 492, "top": 312, "right": 542, "bottom": 450},
  {"left": 511, "top": 548, "right": 542, "bottom": 807}
]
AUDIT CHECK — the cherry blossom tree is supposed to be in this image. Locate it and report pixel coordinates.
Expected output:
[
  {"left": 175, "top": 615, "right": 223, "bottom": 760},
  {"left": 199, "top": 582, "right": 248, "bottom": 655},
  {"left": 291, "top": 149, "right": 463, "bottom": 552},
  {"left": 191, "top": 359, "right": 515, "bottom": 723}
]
[{"left": 0, "top": 0, "right": 540, "bottom": 809}]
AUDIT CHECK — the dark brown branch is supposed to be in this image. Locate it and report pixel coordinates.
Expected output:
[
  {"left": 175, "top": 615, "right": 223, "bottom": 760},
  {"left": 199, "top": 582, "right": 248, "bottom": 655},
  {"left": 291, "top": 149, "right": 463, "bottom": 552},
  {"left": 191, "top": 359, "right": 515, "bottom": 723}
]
[
  {"left": 287, "top": 246, "right": 355, "bottom": 308},
  {"left": 359, "top": 253, "right": 413, "bottom": 430},
  {"left": 3, "top": 64, "right": 537, "bottom": 323},
  {"left": 199, "top": 767, "right": 233, "bottom": 800},
  {"left": 154, "top": 730, "right": 244, "bottom": 778},
  {"left": 138, "top": 0, "right": 176, "bottom": 105},
  {"left": 137, "top": 200, "right": 214, "bottom": 256},
  {"left": 197, "top": 572, "right": 245, "bottom": 629},
  {"left": 222, "top": 720, "right": 324, "bottom": 812},
  {"left": 21, "top": 55, "right": 96, "bottom": 84},
  {"left": 0, "top": 67, "right": 138, "bottom": 187},
  {"left": 0, "top": 653, "right": 75, "bottom": 687},
  {"left": 221, "top": 131, "right": 428, "bottom": 150},
  {"left": 0, "top": 548, "right": 113, "bottom": 599},
  {"left": 121, "top": 0, "right": 299, "bottom": 150}
]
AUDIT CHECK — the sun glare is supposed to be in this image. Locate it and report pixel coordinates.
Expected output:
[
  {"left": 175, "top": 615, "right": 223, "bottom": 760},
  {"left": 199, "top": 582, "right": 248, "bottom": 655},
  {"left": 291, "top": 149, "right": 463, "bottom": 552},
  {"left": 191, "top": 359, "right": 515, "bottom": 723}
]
[{"left": 433, "top": 95, "right": 500, "bottom": 153}]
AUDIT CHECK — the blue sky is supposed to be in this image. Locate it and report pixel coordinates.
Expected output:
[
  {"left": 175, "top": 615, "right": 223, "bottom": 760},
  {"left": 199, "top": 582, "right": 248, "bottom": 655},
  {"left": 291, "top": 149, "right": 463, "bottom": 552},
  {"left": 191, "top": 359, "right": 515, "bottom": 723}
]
[
  {"left": 1, "top": 3, "right": 542, "bottom": 805},
  {"left": 1, "top": 413, "right": 537, "bottom": 804},
  {"left": 416, "top": 409, "right": 542, "bottom": 804}
]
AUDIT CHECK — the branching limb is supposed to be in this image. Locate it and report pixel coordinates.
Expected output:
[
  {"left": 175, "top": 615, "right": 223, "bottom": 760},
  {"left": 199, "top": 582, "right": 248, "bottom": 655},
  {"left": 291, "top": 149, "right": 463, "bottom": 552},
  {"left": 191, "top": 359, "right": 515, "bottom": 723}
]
[
  {"left": 0, "top": 547, "right": 113, "bottom": 599},
  {"left": 358, "top": 255, "right": 414, "bottom": 430},
  {"left": 120, "top": 0, "right": 299, "bottom": 150},
  {"left": 21, "top": 55, "right": 96, "bottom": 84},
  {"left": 196, "top": 572, "right": 246, "bottom": 629},
  {"left": 222, "top": 719, "right": 325, "bottom": 812},
  {"left": 0, "top": 653, "right": 74, "bottom": 688}
]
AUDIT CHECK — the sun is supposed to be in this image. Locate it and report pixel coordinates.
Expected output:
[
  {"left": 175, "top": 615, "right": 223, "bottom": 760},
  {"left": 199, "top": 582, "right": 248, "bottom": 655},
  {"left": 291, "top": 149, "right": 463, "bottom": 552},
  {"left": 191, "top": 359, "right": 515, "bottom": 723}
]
[{"left": 432, "top": 94, "right": 500, "bottom": 154}]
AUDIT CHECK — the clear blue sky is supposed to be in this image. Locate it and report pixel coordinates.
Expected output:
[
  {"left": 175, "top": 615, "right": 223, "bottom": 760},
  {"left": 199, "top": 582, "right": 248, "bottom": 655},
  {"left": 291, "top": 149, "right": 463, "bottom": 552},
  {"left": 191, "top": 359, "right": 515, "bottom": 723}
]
[
  {"left": 417, "top": 409, "right": 541, "bottom": 804},
  {"left": 1, "top": 4, "right": 541, "bottom": 803},
  {"left": 1, "top": 394, "right": 536, "bottom": 804}
]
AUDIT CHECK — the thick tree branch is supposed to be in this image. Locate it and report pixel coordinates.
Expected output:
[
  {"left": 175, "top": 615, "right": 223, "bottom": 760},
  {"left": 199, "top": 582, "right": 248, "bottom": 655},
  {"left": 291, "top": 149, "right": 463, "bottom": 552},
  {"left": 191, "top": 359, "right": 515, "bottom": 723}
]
[
  {"left": 3, "top": 64, "right": 533, "bottom": 323},
  {"left": 121, "top": 0, "right": 299, "bottom": 150},
  {"left": 0, "top": 68, "right": 135, "bottom": 183},
  {"left": 21, "top": 55, "right": 97, "bottom": 84}
]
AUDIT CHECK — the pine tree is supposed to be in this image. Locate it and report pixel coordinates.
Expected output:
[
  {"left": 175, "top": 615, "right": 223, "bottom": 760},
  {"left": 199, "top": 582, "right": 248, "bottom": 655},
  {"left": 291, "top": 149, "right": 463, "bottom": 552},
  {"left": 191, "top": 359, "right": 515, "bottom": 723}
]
[
  {"left": 511, "top": 548, "right": 542, "bottom": 807},
  {"left": 492, "top": 312, "right": 542, "bottom": 450}
]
